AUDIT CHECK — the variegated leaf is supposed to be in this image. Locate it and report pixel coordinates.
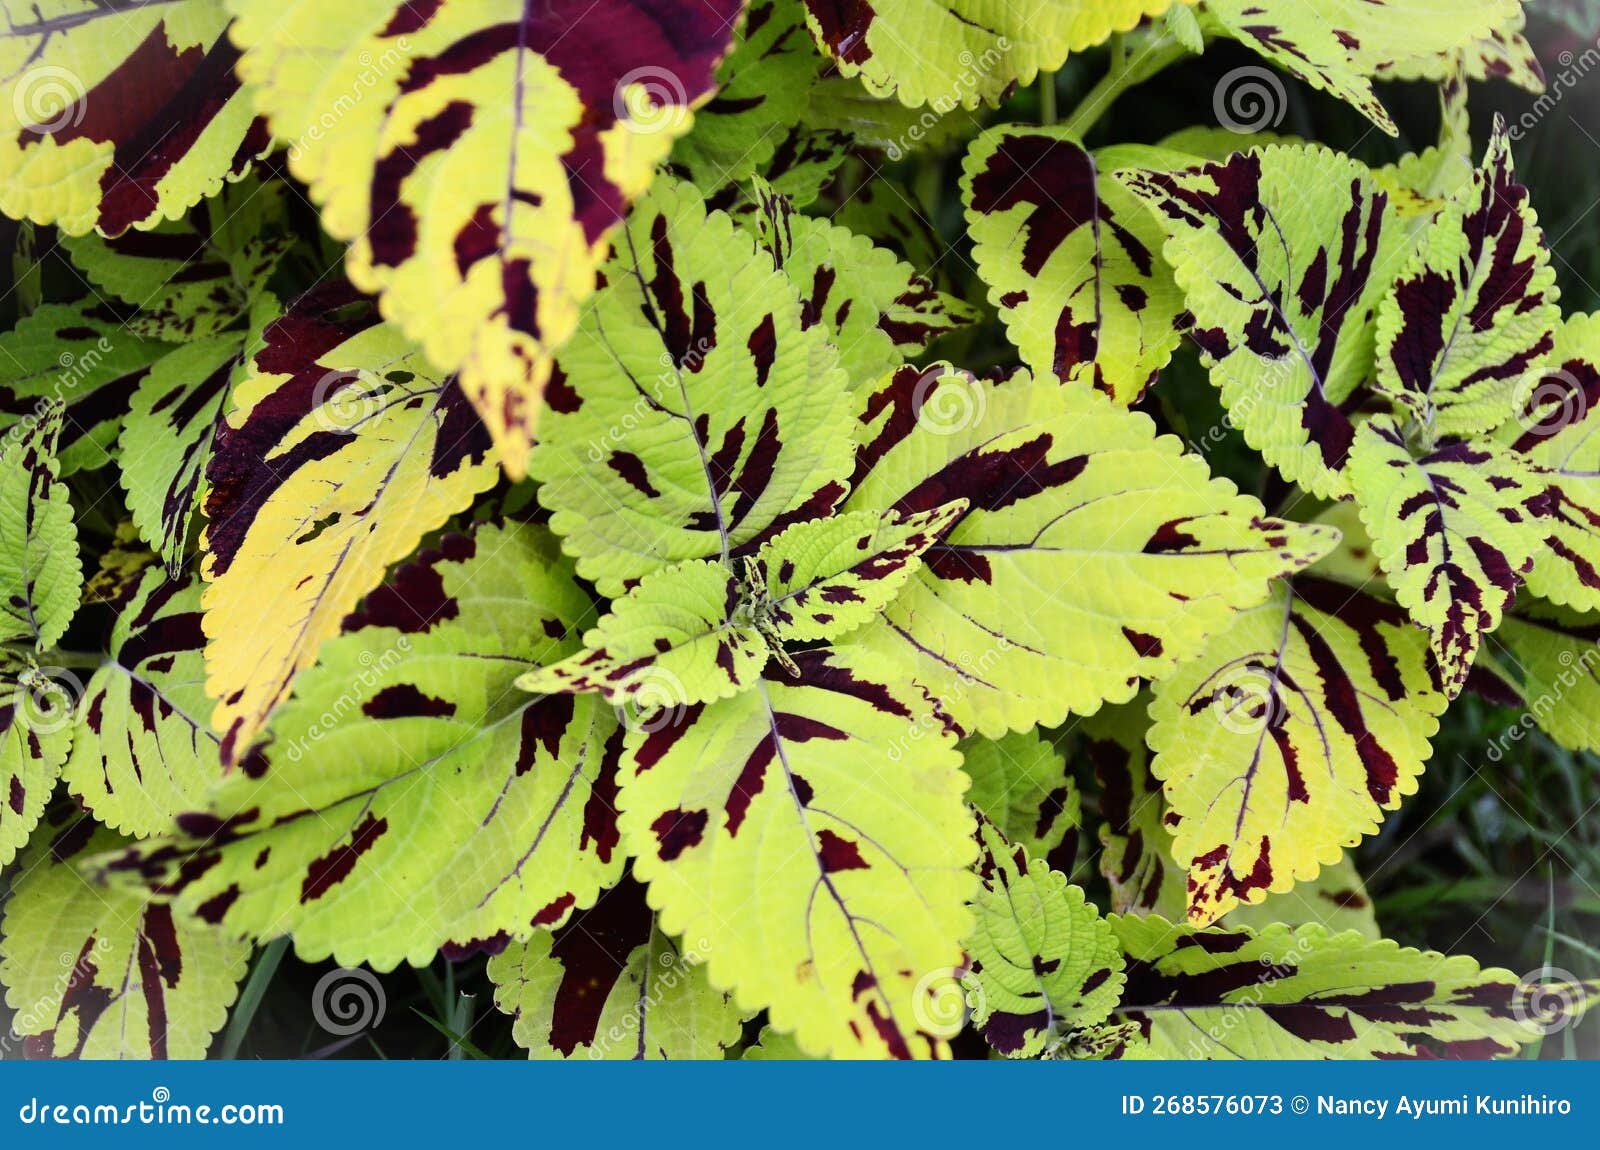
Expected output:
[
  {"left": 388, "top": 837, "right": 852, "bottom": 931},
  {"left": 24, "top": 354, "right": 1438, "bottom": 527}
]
[
  {"left": 0, "top": 301, "right": 168, "bottom": 475},
  {"left": 963, "top": 132, "right": 1188, "bottom": 405},
  {"left": 487, "top": 880, "right": 744, "bottom": 1060},
  {"left": 671, "top": 0, "right": 824, "bottom": 196},
  {"left": 841, "top": 364, "right": 1337, "bottom": 736},
  {"left": 1097, "top": 915, "right": 1588, "bottom": 1060},
  {"left": 967, "top": 822, "right": 1123, "bottom": 1058},
  {"left": 0, "top": 401, "right": 79, "bottom": 650},
  {"left": 1350, "top": 417, "right": 1546, "bottom": 698},
  {"left": 1374, "top": 124, "right": 1559, "bottom": 439},
  {"left": 800, "top": 1, "right": 1196, "bottom": 109},
  {"left": 200, "top": 288, "right": 498, "bottom": 763},
  {"left": 619, "top": 646, "right": 975, "bottom": 1059},
  {"left": 755, "top": 502, "right": 967, "bottom": 643},
  {"left": 1087, "top": 698, "right": 1186, "bottom": 919},
  {"left": 961, "top": 729, "right": 1079, "bottom": 877},
  {"left": 1487, "top": 605, "right": 1600, "bottom": 756},
  {"left": 1373, "top": 7, "right": 1545, "bottom": 94},
  {"left": 0, "top": 655, "right": 74, "bottom": 868},
  {"left": 1119, "top": 145, "right": 1408, "bottom": 499},
  {"left": 59, "top": 175, "right": 292, "bottom": 342},
  {"left": 1149, "top": 576, "right": 1446, "bottom": 926},
  {"left": 0, "top": 813, "right": 248, "bottom": 1059},
  {"left": 118, "top": 333, "right": 247, "bottom": 577},
  {"left": 1086, "top": 699, "right": 1379, "bottom": 937},
  {"left": 1499, "top": 311, "right": 1600, "bottom": 610},
  {"left": 518, "top": 559, "right": 768, "bottom": 711},
  {"left": 529, "top": 178, "right": 856, "bottom": 598},
  {"left": 225, "top": 0, "right": 744, "bottom": 476},
  {"left": 1204, "top": 0, "right": 1522, "bottom": 135},
  {"left": 62, "top": 565, "right": 221, "bottom": 839},
  {"left": 745, "top": 177, "right": 975, "bottom": 385},
  {"left": 0, "top": 0, "right": 269, "bottom": 236},
  {"left": 102, "top": 523, "right": 625, "bottom": 971}
]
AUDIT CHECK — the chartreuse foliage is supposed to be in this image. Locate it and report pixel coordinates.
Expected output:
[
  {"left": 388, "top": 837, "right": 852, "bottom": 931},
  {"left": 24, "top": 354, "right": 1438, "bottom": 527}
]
[
  {"left": 0, "top": 0, "right": 1595, "bottom": 1064},
  {"left": 0, "top": 0, "right": 269, "bottom": 236},
  {"left": 223, "top": 0, "right": 745, "bottom": 476},
  {"left": 1, "top": 811, "right": 248, "bottom": 1058}
]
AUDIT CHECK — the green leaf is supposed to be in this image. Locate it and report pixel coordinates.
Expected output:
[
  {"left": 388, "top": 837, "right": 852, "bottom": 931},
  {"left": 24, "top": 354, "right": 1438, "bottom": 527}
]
[
  {"left": 742, "top": 1024, "right": 817, "bottom": 1059},
  {"left": 101, "top": 522, "right": 625, "bottom": 971},
  {"left": 1349, "top": 417, "right": 1545, "bottom": 698},
  {"left": 670, "top": 0, "right": 825, "bottom": 195},
  {"left": 118, "top": 333, "right": 246, "bottom": 577},
  {"left": 830, "top": 181, "right": 944, "bottom": 272},
  {"left": 0, "top": 1, "right": 269, "bottom": 236},
  {"left": 966, "top": 823, "right": 1124, "bottom": 1058},
  {"left": 1, "top": 814, "right": 249, "bottom": 1059},
  {"left": 519, "top": 559, "right": 768, "bottom": 711},
  {"left": 529, "top": 178, "right": 856, "bottom": 599},
  {"left": 757, "top": 502, "right": 968, "bottom": 644},
  {"left": 487, "top": 880, "right": 744, "bottom": 1060},
  {"left": 1203, "top": 0, "right": 1522, "bottom": 135},
  {"left": 59, "top": 175, "right": 292, "bottom": 342},
  {"left": 619, "top": 646, "right": 976, "bottom": 1059},
  {"left": 1374, "top": 125, "right": 1559, "bottom": 439},
  {"left": 799, "top": 1, "right": 1196, "bottom": 109},
  {"left": 0, "top": 401, "right": 80, "bottom": 650},
  {"left": 1497, "top": 312, "right": 1600, "bottom": 611},
  {"left": 62, "top": 565, "right": 222, "bottom": 839},
  {"left": 1373, "top": 77, "right": 1474, "bottom": 224},
  {"left": 842, "top": 364, "right": 1337, "bottom": 735},
  {"left": 963, "top": 132, "right": 1189, "bottom": 405},
  {"left": 1097, "top": 915, "right": 1587, "bottom": 1059},
  {"left": 0, "top": 656, "right": 74, "bottom": 868},
  {"left": 0, "top": 301, "right": 169, "bottom": 475},
  {"left": 1087, "top": 696, "right": 1377, "bottom": 938},
  {"left": 200, "top": 289, "right": 500, "bottom": 763},
  {"left": 804, "top": 76, "right": 967, "bottom": 158},
  {"left": 1120, "top": 145, "right": 1409, "bottom": 499},
  {"left": 961, "top": 729, "right": 1080, "bottom": 876},
  {"left": 1487, "top": 605, "right": 1600, "bottom": 756},
  {"left": 224, "top": 0, "right": 744, "bottom": 475},
  {"left": 1149, "top": 575, "right": 1446, "bottom": 925},
  {"left": 1373, "top": 7, "right": 1544, "bottom": 94},
  {"left": 745, "top": 178, "right": 976, "bottom": 385}
]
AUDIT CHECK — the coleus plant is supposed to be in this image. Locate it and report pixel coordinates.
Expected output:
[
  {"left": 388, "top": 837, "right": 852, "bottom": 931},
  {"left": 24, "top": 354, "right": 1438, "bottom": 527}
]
[{"left": 0, "top": 0, "right": 1595, "bottom": 1061}]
